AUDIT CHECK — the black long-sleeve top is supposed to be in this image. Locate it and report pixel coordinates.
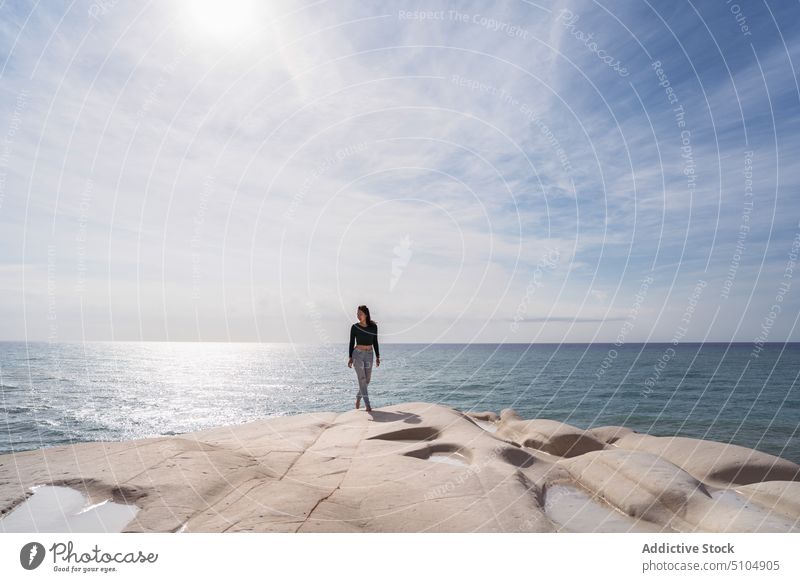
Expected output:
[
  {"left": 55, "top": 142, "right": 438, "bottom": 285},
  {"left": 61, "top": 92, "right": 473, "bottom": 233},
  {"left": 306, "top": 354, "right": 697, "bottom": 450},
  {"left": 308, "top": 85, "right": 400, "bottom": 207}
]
[{"left": 349, "top": 322, "right": 379, "bottom": 358}]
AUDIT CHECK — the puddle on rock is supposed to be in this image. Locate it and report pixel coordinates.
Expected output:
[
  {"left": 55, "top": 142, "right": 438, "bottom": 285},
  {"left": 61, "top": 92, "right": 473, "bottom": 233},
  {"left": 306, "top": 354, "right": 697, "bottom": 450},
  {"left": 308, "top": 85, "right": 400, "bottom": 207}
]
[
  {"left": 0, "top": 485, "right": 140, "bottom": 533},
  {"left": 427, "top": 451, "right": 470, "bottom": 467},
  {"left": 473, "top": 420, "right": 498, "bottom": 434},
  {"left": 709, "top": 489, "right": 800, "bottom": 532},
  {"left": 544, "top": 483, "right": 664, "bottom": 533}
]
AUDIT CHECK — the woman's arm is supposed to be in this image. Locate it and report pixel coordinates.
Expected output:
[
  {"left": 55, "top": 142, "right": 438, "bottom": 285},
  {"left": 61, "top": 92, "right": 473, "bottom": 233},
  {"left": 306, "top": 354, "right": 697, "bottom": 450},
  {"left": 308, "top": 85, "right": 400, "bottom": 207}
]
[
  {"left": 348, "top": 324, "right": 355, "bottom": 358},
  {"left": 373, "top": 324, "right": 380, "bottom": 359}
]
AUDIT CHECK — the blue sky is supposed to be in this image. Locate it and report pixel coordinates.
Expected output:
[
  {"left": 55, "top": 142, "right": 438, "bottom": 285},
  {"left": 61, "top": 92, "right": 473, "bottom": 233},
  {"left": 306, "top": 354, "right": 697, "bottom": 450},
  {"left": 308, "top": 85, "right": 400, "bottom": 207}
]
[{"left": 1, "top": 0, "right": 799, "bottom": 343}]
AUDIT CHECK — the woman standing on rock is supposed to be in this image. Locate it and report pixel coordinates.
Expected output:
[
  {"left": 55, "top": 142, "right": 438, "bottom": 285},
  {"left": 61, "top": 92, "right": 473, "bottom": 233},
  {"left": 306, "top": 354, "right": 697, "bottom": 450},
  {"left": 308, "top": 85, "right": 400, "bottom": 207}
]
[{"left": 348, "top": 305, "right": 380, "bottom": 412}]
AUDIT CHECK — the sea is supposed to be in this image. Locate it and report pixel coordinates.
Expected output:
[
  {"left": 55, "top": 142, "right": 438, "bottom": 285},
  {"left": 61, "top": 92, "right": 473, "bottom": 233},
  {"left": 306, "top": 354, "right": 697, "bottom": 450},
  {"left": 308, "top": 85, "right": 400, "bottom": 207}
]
[{"left": 1, "top": 341, "right": 798, "bottom": 462}]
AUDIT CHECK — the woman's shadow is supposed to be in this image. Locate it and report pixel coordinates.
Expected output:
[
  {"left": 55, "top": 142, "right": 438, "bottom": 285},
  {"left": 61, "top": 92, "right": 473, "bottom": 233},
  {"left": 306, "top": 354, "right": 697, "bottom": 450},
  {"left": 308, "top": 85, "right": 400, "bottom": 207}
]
[{"left": 366, "top": 410, "right": 421, "bottom": 424}]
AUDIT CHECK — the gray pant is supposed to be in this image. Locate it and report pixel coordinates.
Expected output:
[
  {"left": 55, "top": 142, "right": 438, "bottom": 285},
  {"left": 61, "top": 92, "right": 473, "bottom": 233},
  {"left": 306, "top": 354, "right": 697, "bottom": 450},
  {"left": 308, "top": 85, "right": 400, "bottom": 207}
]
[{"left": 352, "top": 348, "right": 373, "bottom": 408}]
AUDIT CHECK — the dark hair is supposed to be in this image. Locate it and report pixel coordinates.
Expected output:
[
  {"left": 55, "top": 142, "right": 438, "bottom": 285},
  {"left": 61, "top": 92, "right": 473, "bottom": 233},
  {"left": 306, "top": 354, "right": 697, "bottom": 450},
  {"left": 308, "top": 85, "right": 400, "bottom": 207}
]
[{"left": 357, "top": 305, "right": 377, "bottom": 327}]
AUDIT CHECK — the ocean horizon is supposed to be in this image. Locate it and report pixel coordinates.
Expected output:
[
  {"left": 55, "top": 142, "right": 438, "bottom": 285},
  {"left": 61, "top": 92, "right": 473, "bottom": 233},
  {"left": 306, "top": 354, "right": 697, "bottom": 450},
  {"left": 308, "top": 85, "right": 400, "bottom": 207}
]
[{"left": 1, "top": 341, "right": 798, "bottom": 462}]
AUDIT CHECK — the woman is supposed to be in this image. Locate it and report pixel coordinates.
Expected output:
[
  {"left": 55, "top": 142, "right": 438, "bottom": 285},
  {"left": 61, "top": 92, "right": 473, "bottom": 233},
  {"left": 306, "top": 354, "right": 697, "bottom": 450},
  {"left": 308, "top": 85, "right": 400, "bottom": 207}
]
[{"left": 348, "top": 305, "right": 380, "bottom": 412}]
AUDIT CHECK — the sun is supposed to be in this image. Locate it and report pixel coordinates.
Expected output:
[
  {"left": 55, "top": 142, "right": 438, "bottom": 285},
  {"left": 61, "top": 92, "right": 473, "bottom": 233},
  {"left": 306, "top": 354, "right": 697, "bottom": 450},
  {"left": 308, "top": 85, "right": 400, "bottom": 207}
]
[{"left": 178, "top": 0, "right": 262, "bottom": 44}]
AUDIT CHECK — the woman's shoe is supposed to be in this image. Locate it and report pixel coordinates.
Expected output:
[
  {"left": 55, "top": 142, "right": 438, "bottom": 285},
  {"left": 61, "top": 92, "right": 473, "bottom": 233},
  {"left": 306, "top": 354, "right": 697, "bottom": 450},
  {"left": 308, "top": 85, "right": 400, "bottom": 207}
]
[
  {"left": 365, "top": 406, "right": 372, "bottom": 412},
  {"left": 355, "top": 398, "right": 360, "bottom": 409}
]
